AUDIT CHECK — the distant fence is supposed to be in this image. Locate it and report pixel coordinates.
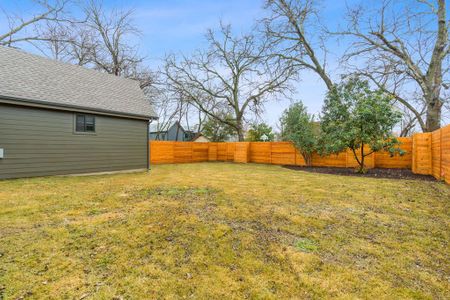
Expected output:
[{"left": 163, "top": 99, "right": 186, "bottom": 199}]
[
  {"left": 150, "top": 124, "right": 450, "bottom": 184},
  {"left": 150, "top": 139, "right": 413, "bottom": 169}
]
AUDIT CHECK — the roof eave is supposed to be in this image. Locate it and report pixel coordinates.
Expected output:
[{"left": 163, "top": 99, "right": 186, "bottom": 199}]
[{"left": 0, "top": 94, "right": 159, "bottom": 121}]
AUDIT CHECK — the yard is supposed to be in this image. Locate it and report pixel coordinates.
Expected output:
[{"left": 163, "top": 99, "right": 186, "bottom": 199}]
[{"left": 0, "top": 163, "right": 449, "bottom": 299}]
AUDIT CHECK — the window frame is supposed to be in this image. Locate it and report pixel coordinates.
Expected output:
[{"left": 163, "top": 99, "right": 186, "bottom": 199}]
[{"left": 73, "top": 113, "right": 96, "bottom": 135}]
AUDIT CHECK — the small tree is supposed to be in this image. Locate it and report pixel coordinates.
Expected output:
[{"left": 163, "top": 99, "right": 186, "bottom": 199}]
[
  {"left": 280, "top": 102, "right": 318, "bottom": 166},
  {"left": 246, "top": 123, "right": 275, "bottom": 141},
  {"left": 320, "top": 78, "right": 404, "bottom": 173},
  {"left": 202, "top": 115, "right": 235, "bottom": 142}
]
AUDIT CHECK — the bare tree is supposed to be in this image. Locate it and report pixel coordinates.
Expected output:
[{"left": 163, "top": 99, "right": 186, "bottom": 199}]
[
  {"left": 339, "top": 0, "right": 449, "bottom": 132},
  {"left": 144, "top": 72, "right": 188, "bottom": 140},
  {"left": 64, "top": 25, "right": 98, "bottom": 66},
  {"left": 263, "top": 0, "right": 334, "bottom": 90},
  {"left": 0, "top": 0, "right": 72, "bottom": 47},
  {"left": 84, "top": 1, "right": 143, "bottom": 77},
  {"left": 31, "top": 21, "right": 73, "bottom": 61},
  {"left": 164, "top": 24, "right": 296, "bottom": 141},
  {"left": 399, "top": 105, "right": 425, "bottom": 136}
]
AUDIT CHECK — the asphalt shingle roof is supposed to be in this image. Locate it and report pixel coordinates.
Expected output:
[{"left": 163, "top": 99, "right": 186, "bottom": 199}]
[{"left": 0, "top": 46, "right": 157, "bottom": 119}]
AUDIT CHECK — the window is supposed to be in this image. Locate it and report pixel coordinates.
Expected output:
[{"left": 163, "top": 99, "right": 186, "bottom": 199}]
[{"left": 75, "top": 114, "right": 95, "bottom": 133}]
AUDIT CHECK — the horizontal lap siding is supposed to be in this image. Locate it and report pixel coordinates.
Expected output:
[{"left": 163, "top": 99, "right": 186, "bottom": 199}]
[{"left": 0, "top": 103, "right": 147, "bottom": 179}]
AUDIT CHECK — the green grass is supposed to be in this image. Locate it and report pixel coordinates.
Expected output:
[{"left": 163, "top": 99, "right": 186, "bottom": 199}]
[{"left": 0, "top": 163, "right": 449, "bottom": 299}]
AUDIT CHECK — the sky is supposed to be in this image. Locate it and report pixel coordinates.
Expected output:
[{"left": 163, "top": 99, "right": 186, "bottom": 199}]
[
  {"left": 122, "top": 0, "right": 348, "bottom": 128},
  {"left": 1, "top": 0, "right": 447, "bottom": 129}
]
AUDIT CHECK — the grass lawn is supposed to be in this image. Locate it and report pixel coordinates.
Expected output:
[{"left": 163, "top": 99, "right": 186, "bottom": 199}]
[{"left": 1, "top": 163, "right": 449, "bottom": 299}]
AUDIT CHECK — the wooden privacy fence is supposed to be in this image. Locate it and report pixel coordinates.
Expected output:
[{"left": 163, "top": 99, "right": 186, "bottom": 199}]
[
  {"left": 150, "top": 139, "right": 412, "bottom": 169},
  {"left": 150, "top": 124, "right": 450, "bottom": 184},
  {"left": 412, "top": 124, "right": 450, "bottom": 183}
]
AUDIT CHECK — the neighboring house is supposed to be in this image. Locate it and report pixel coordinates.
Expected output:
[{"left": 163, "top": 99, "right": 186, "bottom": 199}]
[
  {"left": 0, "top": 46, "right": 157, "bottom": 180},
  {"left": 149, "top": 121, "right": 196, "bottom": 141},
  {"left": 225, "top": 135, "right": 240, "bottom": 142},
  {"left": 191, "top": 133, "right": 210, "bottom": 142}
]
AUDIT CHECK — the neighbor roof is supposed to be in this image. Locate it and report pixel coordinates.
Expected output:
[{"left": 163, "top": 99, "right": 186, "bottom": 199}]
[{"left": 0, "top": 46, "right": 157, "bottom": 120}]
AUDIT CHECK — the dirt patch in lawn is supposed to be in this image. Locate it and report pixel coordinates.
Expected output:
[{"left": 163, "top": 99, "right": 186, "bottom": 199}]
[{"left": 283, "top": 165, "right": 436, "bottom": 181}]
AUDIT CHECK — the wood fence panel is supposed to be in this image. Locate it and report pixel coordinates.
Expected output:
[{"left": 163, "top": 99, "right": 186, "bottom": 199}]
[
  {"left": 431, "top": 130, "right": 442, "bottom": 179},
  {"left": 375, "top": 137, "right": 412, "bottom": 169},
  {"left": 226, "top": 143, "right": 236, "bottom": 161},
  {"left": 271, "top": 142, "right": 296, "bottom": 165},
  {"left": 150, "top": 141, "right": 174, "bottom": 164},
  {"left": 208, "top": 143, "right": 218, "bottom": 161},
  {"left": 441, "top": 125, "right": 450, "bottom": 184},
  {"left": 413, "top": 133, "right": 432, "bottom": 175},
  {"left": 249, "top": 142, "right": 272, "bottom": 164},
  {"left": 234, "top": 142, "right": 250, "bottom": 163},
  {"left": 192, "top": 143, "right": 209, "bottom": 162},
  {"left": 174, "top": 142, "right": 192, "bottom": 163},
  {"left": 217, "top": 143, "right": 228, "bottom": 161},
  {"left": 312, "top": 152, "right": 347, "bottom": 167},
  {"left": 295, "top": 150, "right": 307, "bottom": 166}
]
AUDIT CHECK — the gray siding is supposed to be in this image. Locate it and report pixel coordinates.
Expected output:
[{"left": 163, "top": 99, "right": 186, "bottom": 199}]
[
  {"left": 149, "top": 123, "right": 195, "bottom": 141},
  {"left": 167, "top": 124, "right": 186, "bottom": 141},
  {"left": 0, "top": 103, "right": 148, "bottom": 179}
]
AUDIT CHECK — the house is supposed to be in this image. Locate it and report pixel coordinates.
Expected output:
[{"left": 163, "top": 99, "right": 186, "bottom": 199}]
[
  {"left": 0, "top": 46, "right": 157, "bottom": 179},
  {"left": 149, "top": 121, "right": 196, "bottom": 141},
  {"left": 191, "top": 133, "right": 210, "bottom": 142}
]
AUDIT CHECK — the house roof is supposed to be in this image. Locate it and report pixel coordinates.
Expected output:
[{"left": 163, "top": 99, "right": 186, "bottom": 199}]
[
  {"left": 191, "top": 133, "right": 209, "bottom": 141},
  {"left": 0, "top": 46, "right": 157, "bottom": 120}
]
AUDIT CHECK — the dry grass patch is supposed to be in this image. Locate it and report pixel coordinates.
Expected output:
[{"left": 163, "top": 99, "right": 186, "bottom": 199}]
[{"left": 0, "top": 163, "right": 449, "bottom": 299}]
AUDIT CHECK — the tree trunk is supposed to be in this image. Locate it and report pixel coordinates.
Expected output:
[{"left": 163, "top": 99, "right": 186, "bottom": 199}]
[
  {"left": 237, "top": 130, "right": 245, "bottom": 141},
  {"left": 358, "top": 144, "right": 366, "bottom": 173},
  {"left": 236, "top": 119, "right": 245, "bottom": 141},
  {"left": 424, "top": 0, "right": 446, "bottom": 132},
  {"left": 425, "top": 93, "right": 442, "bottom": 132},
  {"left": 351, "top": 145, "right": 366, "bottom": 174},
  {"left": 302, "top": 153, "right": 312, "bottom": 167}
]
